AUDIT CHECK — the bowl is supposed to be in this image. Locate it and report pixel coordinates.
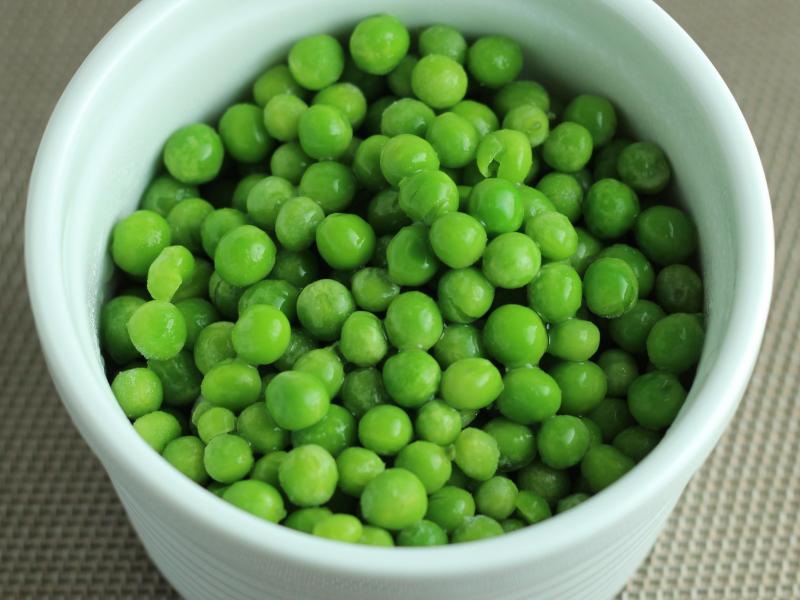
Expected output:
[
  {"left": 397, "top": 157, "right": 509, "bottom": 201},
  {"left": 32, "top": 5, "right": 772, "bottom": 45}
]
[{"left": 25, "top": 0, "right": 773, "bottom": 598}]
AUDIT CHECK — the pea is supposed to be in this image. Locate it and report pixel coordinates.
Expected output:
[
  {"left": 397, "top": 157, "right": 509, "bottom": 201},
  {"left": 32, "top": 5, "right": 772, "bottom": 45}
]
[
  {"left": 454, "top": 427, "right": 500, "bottom": 481},
  {"left": 584, "top": 179, "right": 640, "bottom": 240},
  {"left": 542, "top": 122, "right": 593, "bottom": 173},
  {"left": 635, "top": 205, "right": 697, "bottom": 265},
  {"left": 655, "top": 264, "right": 703, "bottom": 313},
  {"left": 147, "top": 350, "right": 202, "bottom": 408},
  {"left": 111, "top": 367, "right": 163, "bottom": 419},
  {"left": 381, "top": 98, "right": 435, "bottom": 137},
  {"left": 467, "top": 35, "right": 522, "bottom": 88},
  {"left": 597, "top": 243, "right": 655, "bottom": 298},
  {"left": 411, "top": 54, "right": 468, "bottom": 109},
  {"left": 398, "top": 170, "right": 459, "bottom": 225},
  {"left": 497, "top": 367, "right": 561, "bottom": 424},
  {"left": 299, "top": 161, "right": 357, "bottom": 214},
  {"left": 515, "top": 490, "right": 552, "bottom": 524},
  {"left": 253, "top": 64, "right": 305, "bottom": 107},
  {"left": 382, "top": 350, "right": 441, "bottom": 409},
  {"left": 613, "top": 426, "right": 662, "bottom": 462},
  {"left": 337, "top": 447, "right": 385, "bottom": 496},
  {"left": 316, "top": 213, "right": 376, "bottom": 270},
  {"left": 646, "top": 313, "right": 705, "bottom": 373},
  {"left": 349, "top": 15, "right": 410, "bottom": 75},
  {"left": 516, "top": 461, "right": 571, "bottom": 506},
  {"left": 483, "top": 304, "right": 547, "bottom": 368},
  {"left": 361, "top": 468, "right": 427, "bottom": 530},
  {"left": 297, "top": 105, "right": 353, "bottom": 160},
  {"left": 580, "top": 444, "right": 634, "bottom": 492},
  {"left": 493, "top": 80, "right": 550, "bottom": 117},
  {"left": 525, "top": 211, "right": 578, "bottom": 262},
  {"left": 452, "top": 515, "right": 504, "bottom": 543},
  {"left": 296, "top": 279, "right": 355, "bottom": 342},
  {"left": 438, "top": 268, "right": 495, "bottom": 324},
  {"left": 266, "top": 370, "right": 330, "bottom": 431},
  {"left": 314, "top": 82, "right": 367, "bottom": 128},
  {"left": 536, "top": 172, "right": 584, "bottom": 223},
  {"left": 223, "top": 480, "right": 286, "bottom": 523},
  {"left": 384, "top": 291, "right": 443, "bottom": 351},
  {"left": 201, "top": 360, "right": 261, "bottom": 413},
  {"left": 218, "top": 103, "right": 272, "bottom": 164},
  {"left": 163, "top": 436, "right": 208, "bottom": 485},
  {"left": 367, "top": 189, "right": 410, "bottom": 235},
  {"left": 415, "top": 400, "right": 462, "bottom": 446},
  {"left": 628, "top": 371, "right": 687, "bottom": 430},
  {"left": 279, "top": 444, "right": 338, "bottom": 506},
  {"left": 353, "top": 135, "right": 390, "bottom": 192},
  {"left": 101, "top": 295, "right": 146, "bottom": 364},
  {"left": 127, "top": 300, "right": 187, "bottom": 361},
  {"left": 379, "top": 134, "right": 440, "bottom": 187},
  {"left": 214, "top": 225, "right": 276, "bottom": 287},
  {"left": 483, "top": 418, "right": 537, "bottom": 472},
  {"left": 556, "top": 493, "right": 590, "bottom": 514},
  {"left": 387, "top": 54, "right": 418, "bottom": 98},
  {"left": 468, "top": 178, "right": 524, "bottom": 235},
  {"left": 583, "top": 257, "right": 639, "bottom": 318},
  {"left": 419, "top": 25, "right": 467, "bottom": 63},
  {"left": 288, "top": 34, "right": 344, "bottom": 91},
  {"left": 547, "top": 318, "right": 601, "bottom": 362},
  {"left": 476, "top": 129, "right": 533, "bottom": 183},
  {"left": 292, "top": 404, "right": 356, "bottom": 458},
  {"left": 358, "top": 405, "right": 413, "bottom": 456},
  {"left": 452, "top": 99, "right": 500, "bottom": 138},
  {"left": 563, "top": 94, "right": 617, "bottom": 147},
  {"left": 396, "top": 441, "right": 452, "bottom": 494},
  {"left": 587, "top": 397, "right": 635, "bottom": 442},
  {"left": 341, "top": 367, "right": 389, "bottom": 418},
  {"left": 293, "top": 348, "right": 345, "bottom": 398},
  {"left": 482, "top": 232, "right": 541, "bottom": 289},
  {"left": 270, "top": 142, "right": 312, "bottom": 185},
  {"left": 608, "top": 299, "right": 666, "bottom": 355},
  {"left": 163, "top": 123, "right": 224, "bottom": 185},
  {"left": 617, "top": 141, "right": 671, "bottom": 194},
  {"left": 111, "top": 210, "right": 172, "bottom": 277},
  {"left": 271, "top": 248, "right": 320, "bottom": 288},
  {"left": 549, "top": 360, "right": 607, "bottom": 415},
  {"left": 597, "top": 349, "right": 640, "bottom": 398},
  {"left": 426, "top": 112, "right": 479, "bottom": 169},
  {"left": 397, "top": 520, "right": 448, "bottom": 547},
  {"left": 433, "top": 324, "right": 486, "bottom": 369}
]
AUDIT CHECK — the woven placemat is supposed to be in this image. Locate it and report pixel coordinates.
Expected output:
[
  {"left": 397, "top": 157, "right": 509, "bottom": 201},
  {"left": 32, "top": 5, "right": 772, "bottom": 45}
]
[{"left": 1, "top": 1, "right": 798, "bottom": 597}]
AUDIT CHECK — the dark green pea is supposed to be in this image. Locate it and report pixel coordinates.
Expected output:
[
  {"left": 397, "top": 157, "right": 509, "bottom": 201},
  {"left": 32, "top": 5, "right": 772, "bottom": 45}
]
[
  {"left": 646, "top": 313, "right": 704, "bottom": 373},
  {"left": 608, "top": 299, "right": 666, "bottom": 355},
  {"left": 587, "top": 397, "right": 635, "bottom": 442},
  {"left": 271, "top": 248, "right": 320, "bottom": 288},
  {"left": 597, "top": 244, "right": 655, "bottom": 298},
  {"left": 569, "top": 227, "right": 604, "bottom": 276},
  {"left": 584, "top": 179, "right": 640, "bottom": 240},
  {"left": 386, "top": 54, "right": 418, "bottom": 97},
  {"left": 147, "top": 350, "right": 202, "bottom": 408},
  {"left": 537, "top": 415, "right": 590, "bottom": 469},
  {"left": 101, "top": 295, "right": 146, "bottom": 364},
  {"left": 341, "top": 367, "right": 389, "bottom": 418},
  {"left": 628, "top": 371, "right": 687, "bottom": 430},
  {"left": 367, "top": 189, "right": 411, "bottom": 235},
  {"left": 549, "top": 360, "right": 607, "bottom": 415},
  {"left": 353, "top": 135, "right": 390, "bottom": 192},
  {"left": 613, "top": 426, "right": 662, "bottom": 462},
  {"left": 593, "top": 138, "right": 630, "bottom": 180},
  {"left": 340, "top": 56, "right": 387, "bottom": 102},
  {"left": 597, "top": 349, "right": 640, "bottom": 398},
  {"left": 516, "top": 461, "right": 571, "bottom": 506},
  {"left": 292, "top": 404, "right": 357, "bottom": 457},
  {"left": 617, "top": 141, "right": 671, "bottom": 194},
  {"left": 581, "top": 444, "right": 634, "bottom": 492},
  {"left": 563, "top": 94, "right": 617, "bottom": 147},
  {"left": 655, "top": 264, "right": 703, "bottom": 313},
  {"left": 397, "top": 520, "right": 448, "bottom": 547},
  {"left": 536, "top": 172, "right": 584, "bottom": 223}
]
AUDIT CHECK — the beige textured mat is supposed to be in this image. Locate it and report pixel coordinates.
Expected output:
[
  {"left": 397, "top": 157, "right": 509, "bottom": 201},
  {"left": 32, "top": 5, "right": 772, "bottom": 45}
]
[{"left": 1, "top": 1, "right": 797, "bottom": 597}]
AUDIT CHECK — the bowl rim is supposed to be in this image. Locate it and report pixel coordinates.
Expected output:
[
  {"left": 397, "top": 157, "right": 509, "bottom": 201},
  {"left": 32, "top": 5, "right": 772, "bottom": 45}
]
[{"left": 25, "top": 0, "right": 773, "bottom": 578}]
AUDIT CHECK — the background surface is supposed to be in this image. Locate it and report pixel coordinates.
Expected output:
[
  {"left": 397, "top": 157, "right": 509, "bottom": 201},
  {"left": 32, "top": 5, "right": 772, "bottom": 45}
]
[{"left": 1, "top": 0, "right": 798, "bottom": 597}]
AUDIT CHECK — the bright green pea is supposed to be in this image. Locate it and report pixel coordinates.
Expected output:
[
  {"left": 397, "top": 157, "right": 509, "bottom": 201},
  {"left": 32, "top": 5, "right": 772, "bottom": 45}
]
[
  {"left": 263, "top": 93, "right": 308, "bottom": 142},
  {"left": 147, "top": 350, "right": 202, "bottom": 407},
  {"left": 483, "top": 304, "right": 547, "bottom": 368},
  {"left": 415, "top": 400, "right": 462, "bottom": 446},
  {"left": 527, "top": 263, "right": 583, "bottom": 323},
  {"left": 503, "top": 104, "right": 549, "bottom": 146},
  {"left": 537, "top": 415, "right": 590, "bottom": 469},
  {"left": 419, "top": 25, "right": 467, "bottom": 63},
  {"left": 359, "top": 526, "right": 395, "bottom": 546},
  {"left": 608, "top": 299, "right": 666, "bottom": 354},
  {"left": 381, "top": 98, "right": 435, "bottom": 137},
  {"left": 635, "top": 205, "right": 698, "bottom": 265},
  {"left": 223, "top": 480, "right": 286, "bottom": 523},
  {"left": 452, "top": 99, "right": 499, "bottom": 138},
  {"left": 386, "top": 224, "right": 441, "bottom": 287},
  {"left": 203, "top": 433, "right": 253, "bottom": 484},
  {"left": 163, "top": 123, "right": 224, "bottom": 185},
  {"left": 218, "top": 103, "right": 272, "bottom": 163},
  {"left": 452, "top": 515, "right": 505, "bottom": 542},
  {"left": 525, "top": 211, "right": 578, "bottom": 261},
  {"left": 655, "top": 264, "right": 703, "bottom": 314},
  {"left": 411, "top": 54, "right": 467, "bottom": 109},
  {"left": 237, "top": 402, "right": 288, "bottom": 455},
  {"left": 253, "top": 64, "right": 305, "bottom": 107},
  {"left": 547, "top": 318, "right": 600, "bottom": 362},
  {"left": 396, "top": 441, "right": 452, "bottom": 494},
  {"left": 397, "top": 520, "right": 448, "bottom": 547},
  {"left": 274, "top": 196, "right": 325, "bottom": 252},
  {"left": 283, "top": 506, "right": 332, "bottom": 533},
  {"left": 279, "top": 444, "right": 338, "bottom": 506},
  {"left": 563, "top": 94, "right": 617, "bottom": 146},
  {"left": 398, "top": 170, "right": 459, "bottom": 225},
  {"left": 584, "top": 178, "right": 640, "bottom": 240},
  {"left": 197, "top": 406, "right": 236, "bottom": 444},
  {"left": 597, "top": 349, "right": 640, "bottom": 398},
  {"left": 358, "top": 405, "right": 413, "bottom": 456},
  {"left": 201, "top": 360, "right": 261, "bottom": 413},
  {"left": 468, "top": 177, "right": 524, "bottom": 235},
  {"left": 313, "top": 82, "right": 367, "bottom": 128},
  {"left": 297, "top": 104, "right": 353, "bottom": 160},
  {"left": 476, "top": 129, "right": 532, "bottom": 183},
  {"left": 296, "top": 279, "right": 355, "bottom": 341},
  {"left": 339, "top": 311, "right": 388, "bottom": 367},
  {"left": 536, "top": 172, "right": 584, "bottom": 223},
  {"left": 646, "top": 313, "right": 704, "bottom": 373},
  {"left": 288, "top": 34, "right": 344, "bottom": 91},
  {"left": 426, "top": 112, "right": 479, "bottom": 169},
  {"left": 379, "top": 134, "right": 439, "bottom": 187},
  {"left": 473, "top": 476, "right": 518, "bottom": 521},
  {"left": 353, "top": 135, "right": 390, "bottom": 192},
  {"left": 428, "top": 212, "right": 487, "bottom": 271},
  {"left": 214, "top": 225, "right": 276, "bottom": 287},
  {"left": 313, "top": 513, "right": 363, "bottom": 543},
  {"left": 542, "top": 122, "right": 593, "bottom": 173},
  {"left": 518, "top": 185, "right": 555, "bottom": 222},
  {"left": 337, "top": 446, "right": 386, "bottom": 496},
  {"left": 140, "top": 175, "right": 198, "bottom": 217},
  {"left": 515, "top": 490, "right": 552, "bottom": 524},
  {"left": 193, "top": 321, "right": 235, "bottom": 374},
  {"left": 341, "top": 367, "right": 389, "bottom": 418},
  {"left": 298, "top": 161, "right": 357, "bottom": 214},
  {"left": 127, "top": 300, "right": 187, "bottom": 361},
  {"left": 597, "top": 244, "right": 655, "bottom": 298},
  {"left": 387, "top": 54, "right": 418, "bottom": 97},
  {"left": 349, "top": 14, "right": 410, "bottom": 75},
  {"left": 483, "top": 417, "right": 537, "bottom": 472},
  {"left": 350, "top": 267, "right": 399, "bottom": 313},
  {"left": 382, "top": 350, "right": 441, "bottom": 409},
  {"left": 467, "top": 35, "right": 522, "bottom": 88},
  {"left": 111, "top": 210, "right": 172, "bottom": 277},
  {"left": 580, "top": 444, "right": 634, "bottom": 492},
  {"left": 246, "top": 176, "right": 295, "bottom": 231},
  {"left": 613, "top": 426, "right": 662, "bottom": 462},
  {"left": 292, "top": 404, "right": 356, "bottom": 457},
  {"left": 316, "top": 213, "right": 376, "bottom": 270},
  {"left": 361, "top": 468, "right": 427, "bottom": 530},
  {"left": 549, "top": 360, "right": 607, "bottom": 415},
  {"left": 438, "top": 268, "right": 495, "bottom": 323},
  {"left": 231, "top": 304, "right": 291, "bottom": 366},
  {"left": 163, "top": 436, "right": 208, "bottom": 484},
  {"left": 497, "top": 367, "right": 561, "bottom": 425},
  {"left": 493, "top": 80, "right": 550, "bottom": 118},
  {"left": 201, "top": 208, "right": 248, "bottom": 259},
  {"left": 101, "top": 295, "right": 146, "bottom": 364},
  {"left": 111, "top": 367, "right": 163, "bottom": 419},
  {"left": 238, "top": 279, "right": 298, "bottom": 323},
  {"left": 384, "top": 291, "right": 443, "bottom": 351},
  {"left": 271, "top": 248, "right": 320, "bottom": 289},
  {"left": 266, "top": 370, "right": 330, "bottom": 431},
  {"left": 617, "top": 141, "right": 671, "bottom": 194},
  {"left": 270, "top": 142, "right": 313, "bottom": 185},
  {"left": 482, "top": 232, "right": 541, "bottom": 289},
  {"left": 454, "top": 427, "right": 500, "bottom": 482},
  {"left": 583, "top": 257, "right": 639, "bottom": 318},
  {"left": 425, "top": 486, "right": 475, "bottom": 532}
]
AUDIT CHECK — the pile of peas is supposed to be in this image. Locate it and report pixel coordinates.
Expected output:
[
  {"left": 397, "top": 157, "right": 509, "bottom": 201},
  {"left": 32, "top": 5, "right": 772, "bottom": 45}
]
[{"left": 102, "top": 15, "right": 705, "bottom": 546}]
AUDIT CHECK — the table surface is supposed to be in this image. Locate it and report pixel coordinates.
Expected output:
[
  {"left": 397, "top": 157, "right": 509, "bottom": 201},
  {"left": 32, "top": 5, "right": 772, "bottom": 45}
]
[{"left": 2, "top": 1, "right": 798, "bottom": 597}]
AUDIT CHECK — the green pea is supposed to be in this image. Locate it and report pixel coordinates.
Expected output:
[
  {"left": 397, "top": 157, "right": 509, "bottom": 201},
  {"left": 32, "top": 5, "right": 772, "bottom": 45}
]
[
  {"left": 549, "top": 360, "right": 607, "bottom": 415},
  {"left": 516, "top": 461, "right": 571, "bottom": 506},
  {"left": 438, "top": 268, "right": 495, "bottom": 324},
  {"left": 101, "top": 295, "right": 146, "bottom": 364},
  {"left": 271, "top": 248, "right": 320, "bottom": 288},
  {"left": 526, "top": 212, "right": 577, "bottom": 263},
  {"left": 166, "top": 198, "right": 213, "bottom": 254},
  {"left": 613, "top": 426, "right": 662, "bottom": 462},
  {"left": 341, "top": 367, "right": 389, "bottom": 418},
  {"left": 163, "top": 436, "right": 208, "bottom": 484},
  {"left": 597, "top": 243, "right": 655, "bottom": 298},
  {"left": 197, "top": 406, "right": 236, "bottom": 444},
  {"left": 426, "top": 112, "right": 479, "bottom": 169},
  {"left": 476, "top": 129, "right": 532, "bottom": 183},
  {"left": 223, "top": 480, "right": 286, "bottom": 523},
  {"left": 467, "top": 35, "right": 522, "bottom": 88},
  {"left": 380, "top": 133, "right": 440, "bottom": 186},
  {"left": 384, "top": 291, "right": 443, "bottom": 351},
  {"left": 314, "top": 213, "right": 376, "bottom": 271},
  {"left": 433, "top": 324, "right": 485, "bottom": 368},
  {"left": 655, "top": 264, "right": 703, "bottom": 314},
  {"left": 214, "top": 225, "right": 276, "bottom": 287},
  {"left": 452, "top": 99, "right": 500, "bottom": 138},
  {"left": 397, "top": 520, "right": 448, "bottom": 547},
  {"left": 199, "top": 209, "right": 246, "bottom": 259},
  {"left": 526, "top": 263, "right": 583, "bottom": 323},
  {"left": 349, "top": 14, "right": 410, "bottom": 75},
  {"left": 361, "top": 468, "right": 427, "bottom": 530},
  {"left": 580, "top": 444, "right": 634, "bottom": 492},
  {"left": 253, "top": 64, "right": 305, "bottom": 107},
  {"left": 542, "top": 122, "right": 593, "bottom": 173},
  {"left": 584, "top": 179, "right": 640, "bottom": 240},
  {"left": 617, "top": 141, "right": 671, "bottom": 194},
  {"left": 238, "top": 280, "right": 298, "bottom": 323},
  {"left": 538, "top": 415, "right": 590, "bottom": 469},
  {"left": 337, "top": 446, "right": 386, "bottom": 496},
  {"left": 518, "top": 185, "right": 555, "bottom": 223},
  {"left": 493, "top": 80, "right": 550, "bottom": 117},
  {"left": 608, "top": 299, "right": 666, "bottom": 354},
  {"left": 503, "top": 104, "right": 549, "bottom": 146},
  {"left": 474, "top": 476, "right": 518, "bottom": 520},
  {"left": 296, "top": 279, "right": 355, "bottom": 341},
  {"left": 350, "top": 267, "right": 400, "bottom": 313},
  {"left": 141, "top": 175, "right": 198, "bottom": 217},
  {"left": 111, "top": 367, "right": 163, "bottom": 419},
  {"left": 386, "top": 54, "right": 418, "bottom": 97},
  {"left": 411, "top": 54, "right": 467, "bottom": 109},
  {"left": 468, "top": 178, "right": 523, "bottom": 235},
  {"left": 452, "top": 515, "right": 504, "bottom": 542},
  {"left": 454, "top": 427, "right": 500, "bottom": 481},
  {"left": 201, "top": 359, "right": 261, "bottom": 413},
  {"left": 266, "top": 370, "right": 330, "bottom": 431},
  {"left": 203, "top": 433, "right": 253, "bottom": 484},
  {"left": 292, "top": 404, "right": 356, "bottom": 458},
  {"left": 312, "top": 513, "right": 363, "bottom": 542},
  {"left": 415, "top": 400, "right": 462, "bottom": 446},
  {"left": 288, "top": 34, "right": 344, "bottom": 91},
  {"left": 270, "top": 142, "right": 313, "bottom": 185},
  {"left": 112, "top": 210, "right": 172, "bottom": 277},
  {"left": 353, "top": 135, "right": 390, "bottom": 192},
  {"left": 515, "top": 490, "right": 552, "bottom": 524},
  {"left": 313, "top": 82, "right": 367, "bottom": 128},
  {"left": 396, "top": 441, "right": 452, "bottom": 494},
  {"left": 501, "top": 518, "right": 525, "bottom": 532},
  {"left": 381, "top": 98, "right": 435, "bottom": 137},
  {"left": 547, "top": 318, "right": 600, "bottom": 362},
  {"left": 381, "top": 350, "right": 440, "bottom": 409},
  {"left": 427, "top": 212, "right": 486, "bottom": 270},
  {"left": 218, "top": 103, "right": 272, "bottom": 163},
  {"left": 297, "top": 104, "right": 353, "bottom": 160},
  {"left": 147, "top": 350, "right": 202, "bottom": 408},
  {"left": 419, "top": 25, "right": 467, "bottom": 63},
  {"left": 583, "top": 257, "right": 639, "bottom": 318},
  {"left": 536, "top": 172, "right": 584, "bottom": 223},
  {"left": 193, "top": 321, "right": 235, "bottom": 374},
  {"left": 359, "top": 526, "right": 395, "bottom": 546},
  {"left": 367, "top": 189, "right": 410, "bottom": 235},
  {"left": 237, "top": 402, "right": 288, "bottom": 454},
  {"left": 483, "top": 417, "right": 537, "bottom": 472},
  {"left": 245, "top": 176, "right": 295, "bottom": 231},
  {"left": 363, "top": 95, "right": 398, "bottom": 135},
  {"left": 482, "top": 232, "right": 541, "bottom": 289},
  {"left": 263, "top": 93, "right": 308, "bottom": 142},
  {"left": 440, "top": 358, "right": 503, "bottom": 412},
  {"left": 127, "top": 300, "right": 187, "bottom": 361},
  {"left": 497, "top": 367, "right": 561, "bottom": 425},
  {"left": 279, "top": 444, "right": 338, "bottom": 506},
  {"left": 587, "top": 397, "right": 635, "bottom": 443},
  {"left": 231, "top": 305, "right": 291, "bottom": 366},
  {"left": 283, "top": 507, "right": 332, "bottom": 533},
  {"left": 163, "top": 123, "right": 224, "bottom": 185},
  {"left": 563, "top": 94, "right": 617, "bottom": 147},
  {"left": 597, "top": 349, "right": 640, "bottom": 398},
  {"left": 483, "top": 304, "right": 547, "bottom": 368},
  {"left": 298, "top": 161, "right": 357, "bottom": 214},
  {"left": 358, "top": 405, "right": 413, "bottom": 456},
  {"left": 646, "top": 313, "right": 704, "bottom": 373},
  {"left": 398, "top": 170, "right": 459, "bottom": 225}
]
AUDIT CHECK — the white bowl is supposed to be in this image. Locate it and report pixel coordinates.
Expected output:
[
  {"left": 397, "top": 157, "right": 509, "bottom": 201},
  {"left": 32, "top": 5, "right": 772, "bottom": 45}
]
[{"left": 25, "top": 0, "right": 773, "bottom": 598}]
